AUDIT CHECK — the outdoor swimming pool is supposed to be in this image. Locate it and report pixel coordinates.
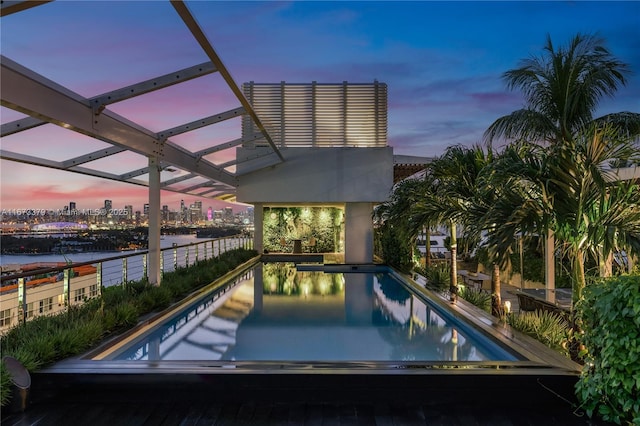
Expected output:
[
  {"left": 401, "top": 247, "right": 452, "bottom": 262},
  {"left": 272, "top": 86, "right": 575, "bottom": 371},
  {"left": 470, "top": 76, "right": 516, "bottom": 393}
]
[{"left": 98, "top": 262, "right": 520, "bottom": 363}]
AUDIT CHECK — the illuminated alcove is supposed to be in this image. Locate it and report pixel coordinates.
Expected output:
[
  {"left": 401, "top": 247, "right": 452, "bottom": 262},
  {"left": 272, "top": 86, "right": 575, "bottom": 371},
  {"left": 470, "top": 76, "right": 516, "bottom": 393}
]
[{"left": 262, "top": 206, "right": 344, "bottom": 253}]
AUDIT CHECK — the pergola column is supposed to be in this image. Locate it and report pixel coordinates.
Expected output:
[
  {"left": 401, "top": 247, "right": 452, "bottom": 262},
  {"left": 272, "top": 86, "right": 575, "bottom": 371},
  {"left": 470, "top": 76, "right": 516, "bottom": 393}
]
[
  {"left": 545, "top": 229, "right": 555, "bottom": 303},
  {"left": 253, "top": 203, "right": 264, "bottom": 254},
  {"left": 344, "top": 202, "right": 374, "bottom": 263},
  {"left": 148, "top": 155, "right": 161, "bottom": 285}
]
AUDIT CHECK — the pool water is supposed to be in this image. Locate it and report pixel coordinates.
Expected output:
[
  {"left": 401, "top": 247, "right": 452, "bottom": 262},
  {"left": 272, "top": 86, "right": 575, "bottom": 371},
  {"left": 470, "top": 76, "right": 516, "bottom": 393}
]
[{"left": 107, "top": 263, "right": 518, "bottom": 362}]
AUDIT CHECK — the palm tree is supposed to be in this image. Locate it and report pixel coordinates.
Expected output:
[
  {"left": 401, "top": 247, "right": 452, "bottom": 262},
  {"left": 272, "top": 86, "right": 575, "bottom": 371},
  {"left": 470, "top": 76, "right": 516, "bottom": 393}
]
[
  {"left": 483, "top": 33, "right": 640, "bottom": 303},
  {"left": 484, "top": 125, "right": 640, "bottom": 304},
  {"left": 411, "top": 145, "right": 509, "bottom": 313},
  {"left": 373, "top": 177, "right": 429, "bottom": 265},
  {"left": 484, "top": 33, "right": 640, "bottom": 146}
]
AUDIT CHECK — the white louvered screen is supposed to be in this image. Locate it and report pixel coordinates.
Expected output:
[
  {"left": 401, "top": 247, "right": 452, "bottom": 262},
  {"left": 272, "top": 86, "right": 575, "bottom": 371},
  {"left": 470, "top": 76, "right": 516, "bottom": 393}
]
[{"left": 242, "top": 81, "right": 387, "bottom": 148}]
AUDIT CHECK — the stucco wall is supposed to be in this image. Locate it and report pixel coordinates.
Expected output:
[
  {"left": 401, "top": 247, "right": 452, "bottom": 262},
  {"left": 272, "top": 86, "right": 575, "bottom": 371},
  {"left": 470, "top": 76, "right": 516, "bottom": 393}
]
[{"left": 236, "top": 147, "right": 393, "bottom": 204}]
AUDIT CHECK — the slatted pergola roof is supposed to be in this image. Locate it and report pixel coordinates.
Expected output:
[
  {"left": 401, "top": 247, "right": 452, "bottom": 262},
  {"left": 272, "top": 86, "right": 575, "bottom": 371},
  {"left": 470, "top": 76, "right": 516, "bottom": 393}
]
[{"left": 1, "top": 0, "right": 284, "bottom": 204}]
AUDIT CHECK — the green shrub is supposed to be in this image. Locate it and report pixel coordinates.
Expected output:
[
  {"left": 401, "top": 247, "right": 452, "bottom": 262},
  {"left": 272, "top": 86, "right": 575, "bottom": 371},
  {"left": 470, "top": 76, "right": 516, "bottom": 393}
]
[
  {"left": 0, "top": 363, "right": 10, "bottom": 408},
  {"left": 420, "top": 263, "right": 450, "bottom": 291},
  {"left": 458, "top": 286, "right": 491, "bottom": 313},
  {"left": 0, "top": 247, "right": 258, "bottom": 408},
  {"left": 575, "top": 275, "right": 640, "bottom": 425},
  {"left": 376, "top": 223, "right": 413, "bottom": 273},
  {"left": 507, "top": 310, "right": 569, "bottom": 356}
]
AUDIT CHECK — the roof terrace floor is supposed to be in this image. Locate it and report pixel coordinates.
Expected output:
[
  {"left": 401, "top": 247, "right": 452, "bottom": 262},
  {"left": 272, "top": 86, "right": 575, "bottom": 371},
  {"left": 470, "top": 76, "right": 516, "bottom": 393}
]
[{"left": 2, "top": 394, "right": 610, "bottom": 425}]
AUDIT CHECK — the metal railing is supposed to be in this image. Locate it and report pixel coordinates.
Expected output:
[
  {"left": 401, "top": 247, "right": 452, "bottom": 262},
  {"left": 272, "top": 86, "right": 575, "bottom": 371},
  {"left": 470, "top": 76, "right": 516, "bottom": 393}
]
[{"left": 0, "top": 234, "right": 253, "bottom": 333}]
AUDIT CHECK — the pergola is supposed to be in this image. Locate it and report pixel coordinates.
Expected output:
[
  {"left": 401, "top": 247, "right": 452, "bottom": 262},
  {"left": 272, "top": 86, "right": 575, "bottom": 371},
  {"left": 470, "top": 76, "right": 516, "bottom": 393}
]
[
  {"left": 1, "top": 1, "right": 289, "bottom": 284},
  {"left": 2, "top": 1, "right": 425, "bottom": 283}
]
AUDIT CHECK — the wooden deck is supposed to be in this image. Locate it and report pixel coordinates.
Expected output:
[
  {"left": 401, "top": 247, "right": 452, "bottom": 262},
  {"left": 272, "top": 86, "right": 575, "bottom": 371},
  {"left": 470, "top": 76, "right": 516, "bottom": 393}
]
[{"left": 2, "top": 398, "right": 609, "bottom": 425}]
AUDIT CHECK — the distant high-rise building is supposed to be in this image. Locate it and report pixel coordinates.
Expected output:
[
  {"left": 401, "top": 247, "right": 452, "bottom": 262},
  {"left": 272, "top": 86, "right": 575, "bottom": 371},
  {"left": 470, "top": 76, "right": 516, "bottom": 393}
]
[
  {"left": 143, "top": 203, "right": 150, "bottom": 216},
  {"left": 224, "top": 207, "right": 233, "bottom": 223},
  {"left": 124, "top": 205, "right": 133, "bottom": 219},
  {"left": 104, "top": 199, "right": 112, "bottom": 211},
  {"left": 162, "top": 205, "right": 169, "bottom": 221},
  {"left": 207, "top": 207, "right": 213, "bottom": 221},
  {"left": 69, "top": 202, "right": 76, "bottom": 212},
  {"left": 189, "top": 202, "right": 201, "bottom": 223}
]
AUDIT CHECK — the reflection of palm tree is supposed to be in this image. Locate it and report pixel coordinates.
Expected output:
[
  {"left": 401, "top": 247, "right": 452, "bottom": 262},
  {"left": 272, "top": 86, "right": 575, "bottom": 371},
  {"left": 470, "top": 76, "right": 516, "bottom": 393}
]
[
  {"left": 374, "top": 295, "right": 456, "bottom": 361},
  {"left": 376, "top": 273, "right": 411, "bottom": 305}
]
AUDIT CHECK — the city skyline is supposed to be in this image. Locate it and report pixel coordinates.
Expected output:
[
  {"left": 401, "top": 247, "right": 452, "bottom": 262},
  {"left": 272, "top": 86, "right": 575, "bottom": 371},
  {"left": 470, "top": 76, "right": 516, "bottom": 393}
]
[
  {"left": 1, "top": 198, "right": 247, "bottom": 217},
  {"left": 2, "top": 1, "right": 639, "bottom": 212}
]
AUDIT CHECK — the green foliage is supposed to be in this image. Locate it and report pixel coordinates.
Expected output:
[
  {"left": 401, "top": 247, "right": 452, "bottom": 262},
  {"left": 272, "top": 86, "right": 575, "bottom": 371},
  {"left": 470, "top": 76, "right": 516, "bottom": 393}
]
[
  {"left": 263, "top": 207, "right": 343, "bottom": 252},
  {"left": 507, "top": 310, "right": 569, "bottom": 356},
  {"left": 575, "top": 275, "right": 640, "bottom": 425},
  {"left": 458, "top": 286, "right": 491, "bottom": 313},
  {"left": 0, "top": 363, "right": 9, "bottom": 407},
  {"left": 509, "top": 252, "right": 545, "bottom": 283},
  {"left": 0, "top": 248, "right": 258, "bottom": 408},
  {"left": 377, "top": 223, "right": 414, "bottom": 273},
  {"left": 418, "top": 263, "right": 451, "bottom": 291}
]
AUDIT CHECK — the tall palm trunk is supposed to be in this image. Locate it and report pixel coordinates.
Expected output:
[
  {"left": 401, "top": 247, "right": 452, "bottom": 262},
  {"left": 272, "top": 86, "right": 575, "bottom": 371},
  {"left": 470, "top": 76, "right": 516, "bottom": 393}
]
[
  {"left": 597, "top": 247, "right": 613, "bottom": 277},
  {"left": 491, "top": 262, "right": 502, "bottom": 317},
  {"left": 571, "top": 247, "right": 587, "bottom": 305},
  {"left": 449, "top": 222, "right": 458, "bottom": 302},
  {"left": 425, "top": 227, "right": 432, "bottom": 268}
]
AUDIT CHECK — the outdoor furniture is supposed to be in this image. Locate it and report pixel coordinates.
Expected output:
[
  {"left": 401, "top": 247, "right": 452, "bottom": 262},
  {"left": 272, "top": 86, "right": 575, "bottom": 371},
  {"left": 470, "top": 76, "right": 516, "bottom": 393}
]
[
  {"left": 458, "top": 270, "right": 490, "bottom": 290},
  {"left": 514, "top": 291, "right": 570, "bottom": 322}
]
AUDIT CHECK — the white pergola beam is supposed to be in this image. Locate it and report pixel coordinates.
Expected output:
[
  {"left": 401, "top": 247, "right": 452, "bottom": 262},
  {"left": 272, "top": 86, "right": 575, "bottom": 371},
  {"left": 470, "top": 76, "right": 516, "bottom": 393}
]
[
  {"left": 1, "top": 1, "right": 51, "bottom": 17},
  {"left": 1, "top": 116, "right": 47, "bottom": 137},
  {"left": 0, "top": 149, "right": 146, "bottom": 184},
  {"left": 161, "top": 173, "right": 197, "bottom": 187},
  {"left": 0, "top": 56, "right": 238, "bottom": 187},
  {"left": 158, "top": 107, "right": 246, "bottom": 139},
  {"left": 62, "top": 146, "right": 126, "bottom": 168},
  {"left": 182, "top": 181, "right": 229, "bottom": 193},
  {"left": 90, "top": 62, "right": 216, "bottom": 112},
  {"left": 170, "top": 0, "right": 284, "bottom": 162},
  {"left": 194, "top": 137, "right": 245, "bottom": 158},
  {"left": 3, "top": 62, "right": 216, "bottom": 138},
  {"left": 1, "top": 148, "right": 235, "bottom": 201}
]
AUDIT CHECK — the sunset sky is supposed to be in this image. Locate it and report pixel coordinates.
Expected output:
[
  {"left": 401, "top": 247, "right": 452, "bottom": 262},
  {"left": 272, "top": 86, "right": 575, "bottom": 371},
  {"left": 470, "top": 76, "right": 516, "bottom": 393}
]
[{"left": 1, "top": 1, "right": 639, "bottom": 214}]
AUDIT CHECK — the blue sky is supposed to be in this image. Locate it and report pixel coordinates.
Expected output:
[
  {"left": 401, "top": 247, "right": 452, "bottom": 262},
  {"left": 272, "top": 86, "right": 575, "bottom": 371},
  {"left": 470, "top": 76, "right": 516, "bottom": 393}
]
[{"left": 1, "top": 1, "right": 639, "bottom": 212}]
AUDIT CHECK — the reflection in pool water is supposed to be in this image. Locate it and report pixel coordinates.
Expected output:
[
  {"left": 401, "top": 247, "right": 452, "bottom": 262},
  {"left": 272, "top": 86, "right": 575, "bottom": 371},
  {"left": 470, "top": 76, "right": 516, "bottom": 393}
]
[{"left": 109, "top": 263, "right": 518, "bottom": 362}]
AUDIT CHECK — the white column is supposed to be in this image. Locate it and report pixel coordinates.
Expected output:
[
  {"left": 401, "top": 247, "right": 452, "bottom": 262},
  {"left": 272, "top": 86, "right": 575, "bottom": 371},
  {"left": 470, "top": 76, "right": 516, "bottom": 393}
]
[
  {"left": 253, "top": 203, "right": 264, "bottom": 253},
  {"left": 545, "top": 229, "right": 555, "bottom": 303},
  {"left": 344, "top": 202, "right": 373, "bottom": 263},
  {"left": 148, "top": 155, "right": 161, "bottom": 285}
]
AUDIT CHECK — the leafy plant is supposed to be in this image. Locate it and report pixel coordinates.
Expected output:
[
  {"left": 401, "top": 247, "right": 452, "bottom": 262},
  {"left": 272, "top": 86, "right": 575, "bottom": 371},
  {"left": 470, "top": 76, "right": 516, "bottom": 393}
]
[
  {"left": 575, "top": 275, "right": 640, "bottom": 425},
  {"left": 507, "top": 309, "right": 569, "bottom": 356},
  {"left": 0, "top": 248, "right": 258, "bottom": 408},
  {"left": 458, "top": 286, "right": 491, "bottom": 313},
  {"left": 377, "top": 223, "right": 413, "bottom": 273},
  {"left": 419, "top": 263, "right": 450, "bottom": 291}
]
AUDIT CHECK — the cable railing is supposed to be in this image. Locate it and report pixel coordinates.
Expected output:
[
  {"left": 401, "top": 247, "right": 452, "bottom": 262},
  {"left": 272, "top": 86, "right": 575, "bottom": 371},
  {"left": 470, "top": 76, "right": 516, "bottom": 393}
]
[{"left": 0, "top": 234, "right": 253, "bottom": 334}]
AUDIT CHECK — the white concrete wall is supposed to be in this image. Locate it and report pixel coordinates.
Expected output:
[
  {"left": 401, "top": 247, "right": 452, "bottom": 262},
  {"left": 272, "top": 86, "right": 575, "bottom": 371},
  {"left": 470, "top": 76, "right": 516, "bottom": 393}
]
[
  {"left": 345, "top": 202, "right": 375, "bottom": 263},
  {"left": 236, "top": 147, "right": 393, "bottom": 203}
]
